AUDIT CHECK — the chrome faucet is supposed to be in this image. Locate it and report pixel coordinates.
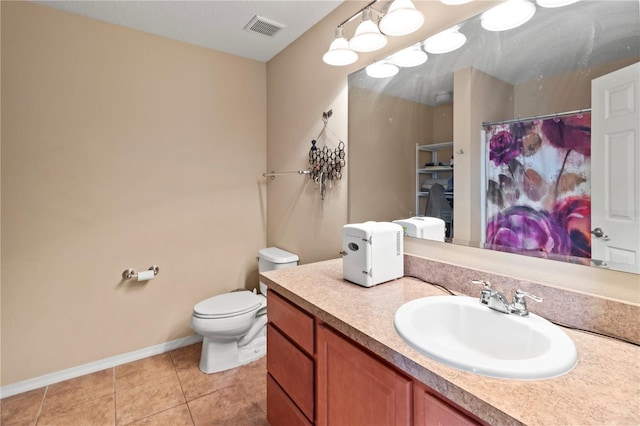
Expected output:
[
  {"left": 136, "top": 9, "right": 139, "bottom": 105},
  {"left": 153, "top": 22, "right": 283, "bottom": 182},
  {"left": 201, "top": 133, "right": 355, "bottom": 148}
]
[{"left": 472, "top": 280, "right": 542, "bottom": 316}]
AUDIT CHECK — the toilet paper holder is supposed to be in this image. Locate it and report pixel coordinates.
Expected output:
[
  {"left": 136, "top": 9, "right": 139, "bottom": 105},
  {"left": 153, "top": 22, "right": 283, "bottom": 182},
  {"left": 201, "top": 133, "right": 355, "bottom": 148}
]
[{"left": 122, "top": 265, "right": 160, "bottom": 280}]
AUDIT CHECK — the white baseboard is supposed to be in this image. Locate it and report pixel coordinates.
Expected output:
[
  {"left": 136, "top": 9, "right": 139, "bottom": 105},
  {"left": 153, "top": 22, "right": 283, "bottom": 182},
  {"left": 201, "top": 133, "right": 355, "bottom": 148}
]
[{"left": 0, "top": 334, "right": 203, "bottom": 399}]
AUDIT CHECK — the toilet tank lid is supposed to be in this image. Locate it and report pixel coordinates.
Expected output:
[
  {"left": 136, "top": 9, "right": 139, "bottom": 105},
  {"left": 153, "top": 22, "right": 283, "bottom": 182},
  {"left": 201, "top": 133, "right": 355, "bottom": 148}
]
[
  {"left": 259, "top": 247, "right": 299, "bottom": 264},
  {"left": 193, "top": 291, "right": 262, "bottom": 317}
]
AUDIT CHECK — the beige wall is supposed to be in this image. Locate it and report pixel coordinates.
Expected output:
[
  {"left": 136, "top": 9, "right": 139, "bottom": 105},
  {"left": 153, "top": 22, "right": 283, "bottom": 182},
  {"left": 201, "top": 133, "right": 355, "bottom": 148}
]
[
  {"left": 349, "top": 87, "right": 454, "bottom": 223},
  {"left": 454, "top": 68, "right": 514, "bottom": 243},
  {"left": 0, "top": 0, "right": 3, "bottom": 385},
  {"left": 348, "top": 86, "right": 433, "bottom": 222},
  {"left": 514, "top": 56, "right": 640, "bottom": 117},
  {"left": 432, "top": 103, "right": 454, "bottom": 144},
  {"left": 1, "top": 3, "right": 266, "bottom": 385}
]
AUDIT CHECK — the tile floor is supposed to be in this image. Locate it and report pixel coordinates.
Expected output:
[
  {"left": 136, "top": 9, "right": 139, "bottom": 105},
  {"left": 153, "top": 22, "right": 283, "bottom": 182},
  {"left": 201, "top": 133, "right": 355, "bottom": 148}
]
[{"left": 0, "top": 342, "right": 268, "bottom": 426}]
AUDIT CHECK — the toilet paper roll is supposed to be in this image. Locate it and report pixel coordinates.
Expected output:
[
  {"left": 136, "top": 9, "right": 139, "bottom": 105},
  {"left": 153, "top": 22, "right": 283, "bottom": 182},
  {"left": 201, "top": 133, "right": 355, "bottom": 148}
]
[{"left": 137, "top": 270, "right": 155, "bottom": 282}]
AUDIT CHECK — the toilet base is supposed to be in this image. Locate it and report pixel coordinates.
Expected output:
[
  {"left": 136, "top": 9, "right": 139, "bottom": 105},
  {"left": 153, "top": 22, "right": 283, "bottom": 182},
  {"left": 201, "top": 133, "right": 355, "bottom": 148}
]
[{"left": 199, "top": 334, "right": 266, "bottom": 374}]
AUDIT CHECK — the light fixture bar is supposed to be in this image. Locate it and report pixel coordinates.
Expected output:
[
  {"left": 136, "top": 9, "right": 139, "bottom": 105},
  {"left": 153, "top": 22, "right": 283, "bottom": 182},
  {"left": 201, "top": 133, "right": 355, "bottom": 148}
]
[
  {"left": 338, "top": 0, "right": 379, "bottom": 28},
  {"left": 324, "top": 0, "right": 424, "bottom": 66}
]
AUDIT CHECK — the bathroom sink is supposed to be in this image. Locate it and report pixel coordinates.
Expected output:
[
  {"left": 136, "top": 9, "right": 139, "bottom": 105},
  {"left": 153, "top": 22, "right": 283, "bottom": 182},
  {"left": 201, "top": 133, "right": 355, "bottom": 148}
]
[{"left": 394, "top": 296, "right": 577, "bottom": 380}]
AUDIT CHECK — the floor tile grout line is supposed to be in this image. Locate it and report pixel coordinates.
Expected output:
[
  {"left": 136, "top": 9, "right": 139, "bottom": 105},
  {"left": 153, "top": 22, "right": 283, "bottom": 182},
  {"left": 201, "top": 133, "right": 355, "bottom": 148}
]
[
  {"left": 34, "top": 384, "right": 49, "bottom": 425},
  {"left": 112, "top": 367, "right": 117, "bottom": 426},
  {"left": 123, "top": 403, "right": 195, "bottom": 426},
  {"left": 168, "top": 349, "right": 184, "bottom": 394},
  {"left": 168, "top": 346, "right": 198, "bottom": 411},
  {"left": 169, "top": 349, "right": 189, "bottom": 403},
  {"left": 186, "top": 401, "right": 197, "bottom": 426}
]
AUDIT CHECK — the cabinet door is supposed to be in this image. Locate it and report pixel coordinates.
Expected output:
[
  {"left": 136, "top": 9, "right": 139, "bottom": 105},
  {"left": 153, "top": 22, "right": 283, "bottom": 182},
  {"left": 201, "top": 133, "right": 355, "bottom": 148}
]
[
  {"left": 316, "top": 324, "right": 412, "bottom": 426},
  {"left": 413, "top": 383, "right": 481, "bottom": 426}
]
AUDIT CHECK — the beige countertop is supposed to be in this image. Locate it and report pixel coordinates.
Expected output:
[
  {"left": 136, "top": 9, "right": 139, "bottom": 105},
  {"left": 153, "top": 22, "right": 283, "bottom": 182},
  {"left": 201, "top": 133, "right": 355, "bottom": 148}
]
[{"left": 261, "top": 259, "right": 640, "bottom": 426}]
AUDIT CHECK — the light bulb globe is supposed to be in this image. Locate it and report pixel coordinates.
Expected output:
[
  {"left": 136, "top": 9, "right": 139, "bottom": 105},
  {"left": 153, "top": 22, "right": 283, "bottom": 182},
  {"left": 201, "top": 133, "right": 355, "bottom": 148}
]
[
  {"left": 423, "top": 26, "right": 467, "bottom": 54},
  {"left": 481, "top": 0, "right": 536, "bottom": 32},
  {"left": 350, "top": 19, "right": 387, "bottom": 52},
  {"left": 365, "top": 62, "right": 399, "bottom": 79},
  {"left": 392, "top": 45, "right": 428, "bottom": 67},
  {"left": 379, "top": 0, "right": 425, "bottom": 36},
  {"left": 323, "top": 36, "right": 358, "bottom": 66},
  {"left": 536, "top": 0, "right": 580, "bottom": 7}
]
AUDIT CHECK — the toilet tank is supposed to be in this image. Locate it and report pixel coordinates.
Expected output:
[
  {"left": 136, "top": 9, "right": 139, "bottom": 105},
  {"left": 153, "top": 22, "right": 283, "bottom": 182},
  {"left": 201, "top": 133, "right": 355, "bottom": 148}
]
[{"left": 258, "top": 247, "right": 299, "bottom": 294}]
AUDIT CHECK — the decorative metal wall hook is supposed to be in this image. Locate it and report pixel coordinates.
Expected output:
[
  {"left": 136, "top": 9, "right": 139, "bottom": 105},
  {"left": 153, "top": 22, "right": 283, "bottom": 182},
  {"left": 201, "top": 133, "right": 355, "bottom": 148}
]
[{"left": 308, "top": 110, "right": 346, "bottom": 200}]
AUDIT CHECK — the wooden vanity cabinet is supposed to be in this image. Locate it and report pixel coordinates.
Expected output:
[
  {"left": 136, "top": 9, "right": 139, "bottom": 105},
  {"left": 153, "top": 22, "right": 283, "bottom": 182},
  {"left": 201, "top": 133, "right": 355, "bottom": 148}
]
[{"left": 267, "top": 290, "right": 482, "bottom": 426}]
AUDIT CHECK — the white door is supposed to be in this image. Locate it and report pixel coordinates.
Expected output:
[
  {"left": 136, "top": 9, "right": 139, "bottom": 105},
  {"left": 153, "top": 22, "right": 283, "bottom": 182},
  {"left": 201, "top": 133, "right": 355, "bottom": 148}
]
[{"left": 591, "top": 62, "right": 640, "bottom": 273}]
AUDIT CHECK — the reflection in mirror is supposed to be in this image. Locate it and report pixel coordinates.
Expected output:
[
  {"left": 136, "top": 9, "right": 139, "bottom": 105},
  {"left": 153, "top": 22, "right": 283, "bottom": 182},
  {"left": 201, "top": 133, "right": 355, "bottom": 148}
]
[{"left": 348, "top": 0, "right": 640, "bottom": 274}]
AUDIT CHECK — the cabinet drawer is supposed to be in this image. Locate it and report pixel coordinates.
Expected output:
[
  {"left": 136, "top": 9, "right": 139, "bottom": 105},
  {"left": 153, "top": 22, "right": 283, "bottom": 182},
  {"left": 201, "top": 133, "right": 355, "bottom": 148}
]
[
  {"left": 267, "top": 324, "right": 314, "bottom": 421},
  {"left": 268, "top": 290, "right": 314, "bottom": 355},
  {"left": 267, "top": 374, "right": 312, "bottom": 426}
]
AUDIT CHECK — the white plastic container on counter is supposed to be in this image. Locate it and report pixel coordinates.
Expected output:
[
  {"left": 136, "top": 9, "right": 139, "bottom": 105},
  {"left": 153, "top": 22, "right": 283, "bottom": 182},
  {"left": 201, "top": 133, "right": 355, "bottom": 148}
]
[{"left": 342, "top": 221, "right": 404, "bottom": 287}]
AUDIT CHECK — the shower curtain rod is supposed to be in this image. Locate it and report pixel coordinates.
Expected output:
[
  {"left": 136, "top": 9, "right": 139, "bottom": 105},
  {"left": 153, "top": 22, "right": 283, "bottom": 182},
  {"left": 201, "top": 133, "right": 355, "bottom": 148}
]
[{"left": 482, "top": 108, "right": 591, "bottom": 127}]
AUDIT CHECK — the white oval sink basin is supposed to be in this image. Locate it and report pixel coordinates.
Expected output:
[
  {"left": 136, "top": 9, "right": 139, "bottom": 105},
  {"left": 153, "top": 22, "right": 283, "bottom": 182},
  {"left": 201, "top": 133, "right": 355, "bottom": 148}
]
[{"left": 394, "top": 296, "right": 577, "bottom": 380}]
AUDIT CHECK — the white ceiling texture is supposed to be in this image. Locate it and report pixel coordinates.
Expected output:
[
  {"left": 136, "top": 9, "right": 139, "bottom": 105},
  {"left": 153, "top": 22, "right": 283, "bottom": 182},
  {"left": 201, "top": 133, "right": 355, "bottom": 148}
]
[{"left": 33, "top": 0, "right": 345, "bottom": 62}]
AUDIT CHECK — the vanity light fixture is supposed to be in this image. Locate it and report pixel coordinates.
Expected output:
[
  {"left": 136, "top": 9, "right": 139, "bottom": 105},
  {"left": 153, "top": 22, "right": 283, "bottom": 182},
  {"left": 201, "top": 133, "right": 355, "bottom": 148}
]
[
  {"left": 349, "top": 7, "right": 387, "bottom": 52},
  {"left": 322, "top": 27, "right": 359, "bottom": 66},
  {"left": 423, "top": 25, "right": 467, "bottom": 54},
  {"left": 322, "top": 0, "right": 425, "bottom": 66},
  {"left": 481, "top": 0, "right": 536, "bottom": 32},
  {"left": 391, "top": 44, "right": 428, "bottom": 67},
  {"left": 365, "top": 61, "right": 399, "bottom": 79},
  {"left": 536, "top": 0, "right": 580, "bottom": 7},
  {"left": 378, "top": 0, "right": 425, "bottom": 37}
]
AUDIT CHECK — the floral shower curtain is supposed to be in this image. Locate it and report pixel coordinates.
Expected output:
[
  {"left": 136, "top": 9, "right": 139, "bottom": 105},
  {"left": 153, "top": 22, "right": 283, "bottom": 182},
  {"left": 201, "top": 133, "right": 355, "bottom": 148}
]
[{"left": 484, "top": 113, "right": 592, "bottom": 262}]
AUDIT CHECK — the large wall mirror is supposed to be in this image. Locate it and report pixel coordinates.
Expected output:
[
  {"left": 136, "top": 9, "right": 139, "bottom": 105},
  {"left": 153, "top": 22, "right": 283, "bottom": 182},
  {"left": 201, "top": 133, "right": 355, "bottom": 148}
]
[{"left": 348, "top": 0, "right": 640, "bottom": 274}]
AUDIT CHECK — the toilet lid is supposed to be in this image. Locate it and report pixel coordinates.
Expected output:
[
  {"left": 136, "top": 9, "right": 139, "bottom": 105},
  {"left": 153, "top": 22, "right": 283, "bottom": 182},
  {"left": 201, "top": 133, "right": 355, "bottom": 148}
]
[{"left": 193, "top": 291, "right": 263, "bottom": 318}]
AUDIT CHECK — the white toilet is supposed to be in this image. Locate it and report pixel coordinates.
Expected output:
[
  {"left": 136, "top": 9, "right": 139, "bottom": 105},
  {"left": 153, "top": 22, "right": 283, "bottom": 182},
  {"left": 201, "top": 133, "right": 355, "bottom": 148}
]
[{"left": 190, "top": 247, "right": 299, "bottom": 374}]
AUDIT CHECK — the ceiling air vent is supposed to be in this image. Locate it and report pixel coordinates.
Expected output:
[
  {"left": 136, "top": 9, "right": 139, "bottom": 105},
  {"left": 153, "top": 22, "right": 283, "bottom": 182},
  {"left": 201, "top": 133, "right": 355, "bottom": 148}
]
[{"left": 244, "top": 15, "right": 286, "bottom": 37}]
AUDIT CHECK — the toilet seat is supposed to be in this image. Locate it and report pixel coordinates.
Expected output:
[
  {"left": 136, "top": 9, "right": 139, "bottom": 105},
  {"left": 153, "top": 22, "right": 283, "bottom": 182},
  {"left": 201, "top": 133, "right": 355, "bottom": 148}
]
[{"left": 193, "top": 291, "right": 263, "bottom": 319}]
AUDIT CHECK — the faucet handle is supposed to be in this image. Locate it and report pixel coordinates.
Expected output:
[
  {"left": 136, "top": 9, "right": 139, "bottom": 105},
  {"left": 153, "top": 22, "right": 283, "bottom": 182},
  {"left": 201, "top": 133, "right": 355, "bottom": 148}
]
[
  {"left": 514, "top": 290, "right": 543, "bottom": 303},
  {"left": 511, "top": 290, "right": 543, "bottom": 316},
  {"left": 471, "top": 279, "right": 491, "bottom": 289}
]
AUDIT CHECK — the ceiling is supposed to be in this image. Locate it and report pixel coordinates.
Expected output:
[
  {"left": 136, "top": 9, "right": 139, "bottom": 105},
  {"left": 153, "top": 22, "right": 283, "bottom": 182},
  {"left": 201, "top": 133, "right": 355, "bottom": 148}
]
[
  {"left": 349, "top": 0, "right": 640, "bottom": 105},
  {"left": 33, "top": 0, "right": 344, "bottom": 62}
]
